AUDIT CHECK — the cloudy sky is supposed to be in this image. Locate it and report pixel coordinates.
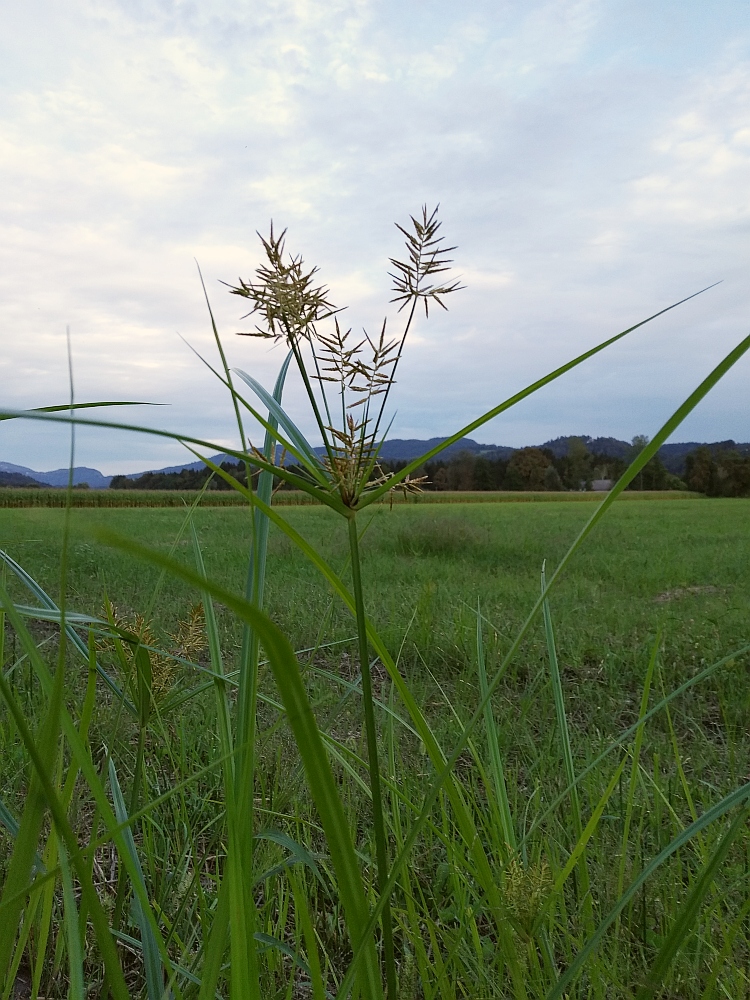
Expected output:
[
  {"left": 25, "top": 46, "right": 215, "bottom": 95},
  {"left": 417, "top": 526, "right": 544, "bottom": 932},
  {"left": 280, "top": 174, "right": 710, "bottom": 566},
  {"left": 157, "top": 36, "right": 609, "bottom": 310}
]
[{"left": 2, "top": 0, "right": 749, "bottom": 474}]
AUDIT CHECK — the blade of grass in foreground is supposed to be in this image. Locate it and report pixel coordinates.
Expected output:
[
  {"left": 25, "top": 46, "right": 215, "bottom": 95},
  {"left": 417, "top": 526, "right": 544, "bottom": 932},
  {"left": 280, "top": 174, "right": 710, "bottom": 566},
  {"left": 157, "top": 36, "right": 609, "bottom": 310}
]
[
  {"left": 109, "top": 760, "right": 170, "bottom": 1000},
  {"left": 58, "top": 838, "right": 85, "bottom": 1000},
  {"left": 541, "top": 563, "right": 593, "bottom": 932},
  {"left": 476, "top": 606, "right": 516, "bottom": 856},
  {"left": 0, "top": 400, "right": 154, "bottom": 423}
]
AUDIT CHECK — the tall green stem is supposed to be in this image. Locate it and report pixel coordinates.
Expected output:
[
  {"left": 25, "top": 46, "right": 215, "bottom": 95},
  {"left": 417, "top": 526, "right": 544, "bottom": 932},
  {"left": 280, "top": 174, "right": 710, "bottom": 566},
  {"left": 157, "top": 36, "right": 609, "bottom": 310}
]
[{"left": 347, "top": 515, "right": 397, "bottom": 999}]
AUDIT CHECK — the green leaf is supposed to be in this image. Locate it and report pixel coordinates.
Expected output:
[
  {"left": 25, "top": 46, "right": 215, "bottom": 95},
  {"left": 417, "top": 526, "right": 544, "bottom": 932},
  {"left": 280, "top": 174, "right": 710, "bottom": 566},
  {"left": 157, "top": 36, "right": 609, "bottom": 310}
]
[
  {"left": 476, "top": 605, "right": 515, "bottom": 855},
  {"left": 0, "top": 399, "right": 154, "bottom": 422},
  {"left": 234, "top": 366, "right": 325, "bottom": 475},
  {"left": 109, "top": 759, "right": 170, "bottom": 1000},
  {"left": 58, "top": 838, "right": 85, "bottom": 1000}
]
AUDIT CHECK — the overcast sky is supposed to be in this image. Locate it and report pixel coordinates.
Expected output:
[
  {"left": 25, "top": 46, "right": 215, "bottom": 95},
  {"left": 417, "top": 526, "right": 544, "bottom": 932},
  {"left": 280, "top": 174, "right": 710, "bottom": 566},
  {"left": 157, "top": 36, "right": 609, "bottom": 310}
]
[{"left": 2, "top": 0, "right": 749, "bottom": 474}]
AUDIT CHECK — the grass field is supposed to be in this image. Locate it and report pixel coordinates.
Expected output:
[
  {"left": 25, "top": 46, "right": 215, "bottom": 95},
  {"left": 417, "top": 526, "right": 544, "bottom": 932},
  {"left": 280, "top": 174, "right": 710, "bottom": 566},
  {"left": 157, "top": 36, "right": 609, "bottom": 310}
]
[
  {"left": 0, "top": 487, "right": 703, "bottom": 508},
  {"left": 2, "top": 497, "right": 749, "bottom": 997}
]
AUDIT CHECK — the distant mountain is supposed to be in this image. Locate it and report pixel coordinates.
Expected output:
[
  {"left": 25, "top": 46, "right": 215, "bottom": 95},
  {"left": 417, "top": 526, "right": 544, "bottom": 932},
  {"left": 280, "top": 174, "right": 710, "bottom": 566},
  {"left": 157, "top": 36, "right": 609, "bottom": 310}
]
[
  {"left": 121, "top": 454, "right": 233, "bottom": 479},
  {"left": 0, "top": 469, "right": 44, "bottom": 487},
  {"left": 4, "top": 437, "right": 750, "bottom": 488},
  {"left": 540, "top": 436, "right": 632, "bottom": 459},
  {"left": 372, "top": 437, "right": 516, "bottom": 462},
  {"left": 0, "top": 461, "right": 112, "bottom": 489}
]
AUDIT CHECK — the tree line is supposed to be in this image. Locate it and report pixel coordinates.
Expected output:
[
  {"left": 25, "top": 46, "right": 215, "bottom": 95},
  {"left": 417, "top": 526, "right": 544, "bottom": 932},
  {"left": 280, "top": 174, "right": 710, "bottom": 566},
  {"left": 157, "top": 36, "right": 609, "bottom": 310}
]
[{"left": 108, "top": 440, "right": 750, "bottom": 496}]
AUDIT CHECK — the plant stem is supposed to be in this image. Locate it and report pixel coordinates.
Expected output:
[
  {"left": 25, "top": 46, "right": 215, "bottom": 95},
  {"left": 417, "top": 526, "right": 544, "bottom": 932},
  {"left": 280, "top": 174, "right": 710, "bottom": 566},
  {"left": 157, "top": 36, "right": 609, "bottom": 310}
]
[{"left": 347, "top": 514, "right": 397, "bottom": 999}]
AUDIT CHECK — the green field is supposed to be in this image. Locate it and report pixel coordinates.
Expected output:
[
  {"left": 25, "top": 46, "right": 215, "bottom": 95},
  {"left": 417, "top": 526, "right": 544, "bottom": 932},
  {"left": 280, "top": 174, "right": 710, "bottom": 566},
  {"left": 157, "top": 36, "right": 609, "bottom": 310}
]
[
  {"left": 2, "top": 497, "right": 749, "bottom": 997},
  {"left": 2, "top": 498, "right": 745, "bottom": 678},
  {"left": 0, "top": 487, "right": 703, "bottom": 507}
]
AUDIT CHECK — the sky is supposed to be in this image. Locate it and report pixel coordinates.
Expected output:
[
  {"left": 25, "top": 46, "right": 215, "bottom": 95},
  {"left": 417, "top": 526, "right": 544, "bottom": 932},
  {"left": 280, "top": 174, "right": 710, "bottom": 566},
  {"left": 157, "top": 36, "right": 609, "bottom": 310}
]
[{"left": 1, "top": 0, "right": 749, "bottom": 475}]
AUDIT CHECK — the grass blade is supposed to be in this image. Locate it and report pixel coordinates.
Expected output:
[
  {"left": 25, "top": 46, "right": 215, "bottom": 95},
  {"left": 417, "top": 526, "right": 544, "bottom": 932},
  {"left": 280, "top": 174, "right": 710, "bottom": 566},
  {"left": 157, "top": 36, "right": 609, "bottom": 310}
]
[
  {"left": 234, "top": 367, "right": 325, "bottom": 475},
  {"left": 0, "top": 399, "right": 154, "bottom": 423},
  {"left": 109, "top": 759, "right": 170, "bottom": 1000},
  {"left": 476, "top": 605, "right": 516, "bottom": 855},
  {"left": 58, "top": 837, "right": 85, "bottom": 1000},
  {"left": 290, "top": 869, "right": 326, "bottom": 1000},
  {"left": 358, "top": 283, "right": 721, "bottom": 507},
  {"left": 540, "top": 563, "right": 593, "bottom": 932}
]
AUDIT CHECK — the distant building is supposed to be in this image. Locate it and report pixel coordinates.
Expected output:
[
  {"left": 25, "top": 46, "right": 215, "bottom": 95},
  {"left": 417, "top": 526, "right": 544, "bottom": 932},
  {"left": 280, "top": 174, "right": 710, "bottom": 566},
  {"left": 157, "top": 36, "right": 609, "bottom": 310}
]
[{"left": 591, "top": 479, "right": 613, "bottom": 492}]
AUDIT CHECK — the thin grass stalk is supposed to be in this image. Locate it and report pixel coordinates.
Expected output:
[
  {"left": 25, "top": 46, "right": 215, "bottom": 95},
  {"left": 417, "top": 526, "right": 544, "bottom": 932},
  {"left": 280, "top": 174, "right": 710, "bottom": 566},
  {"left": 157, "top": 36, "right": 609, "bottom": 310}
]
[
  {"left": 58, "top": 838, "right": 85, "bottom": 1000},
  {"left": 235, "top": 354, "right": 292, "bottom": 997},
  {"left": 347, "top": 515, "right": 397, "bottom": 999},
  {"left": 615, "top": 636, "right": 658, "bottom": 949},
  {"left": 237, "top": 352, "right": 293, "bottom": 775},
  {"left": 190, "top": 522, "right": 260, "bottom": 998},
  {"left": 476, "top": 606, "right": 516, "bottom": 857},
  {"left": 540, "top": 563, "right": 592, "bottom": 933}
]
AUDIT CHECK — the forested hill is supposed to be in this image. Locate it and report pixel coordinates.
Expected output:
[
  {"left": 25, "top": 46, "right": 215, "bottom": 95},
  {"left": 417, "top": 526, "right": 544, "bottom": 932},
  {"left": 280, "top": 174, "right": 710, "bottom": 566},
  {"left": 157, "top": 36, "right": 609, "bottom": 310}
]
[{"left": 3, "top": 436, "right": 750, "bottom": 490}]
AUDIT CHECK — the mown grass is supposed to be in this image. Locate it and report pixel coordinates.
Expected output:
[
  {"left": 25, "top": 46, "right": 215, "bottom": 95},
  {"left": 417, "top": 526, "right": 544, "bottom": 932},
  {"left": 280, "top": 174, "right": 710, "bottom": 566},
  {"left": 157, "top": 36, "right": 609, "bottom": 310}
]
[{"left": 1, "top": 498, "right": 749, "bottom": 996}]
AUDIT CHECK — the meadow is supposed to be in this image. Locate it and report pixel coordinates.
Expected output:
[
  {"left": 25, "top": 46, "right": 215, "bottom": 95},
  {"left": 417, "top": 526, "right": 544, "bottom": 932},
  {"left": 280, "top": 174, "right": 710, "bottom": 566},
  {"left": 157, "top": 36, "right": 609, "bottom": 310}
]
[{"left": 2, "top": 497, "right": 749, "bottom": 998}]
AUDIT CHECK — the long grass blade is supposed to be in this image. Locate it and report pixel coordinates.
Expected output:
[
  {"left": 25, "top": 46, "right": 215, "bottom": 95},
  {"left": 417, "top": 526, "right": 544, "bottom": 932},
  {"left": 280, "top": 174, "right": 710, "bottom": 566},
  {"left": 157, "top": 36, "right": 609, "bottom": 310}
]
[
  {"left": 58, "top": 838, "right": 85, "bottom": 1000},
  {"left": 109, "top": 759, "right": 170, "bottom": 1000},
  {"left": 541, "top": 563, "right": 593, "bottom": 931},
  {"left": 289, "top": 869, "right": 326, "bottom": 1000},
  {"left": 234, "top": 367, "right": 324, "bottom": 474},
  {"left": 475, "top": 605, "right": 516, "bottom": 855},
  {"left": 358, "top": 283, "right": 721, "bottom": 506},
  {"left": 0, "top": 409, "right": 344, "bottom": 510},
  {"left": 0, "top": 399, "right": 153, "bottom": 423}
]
